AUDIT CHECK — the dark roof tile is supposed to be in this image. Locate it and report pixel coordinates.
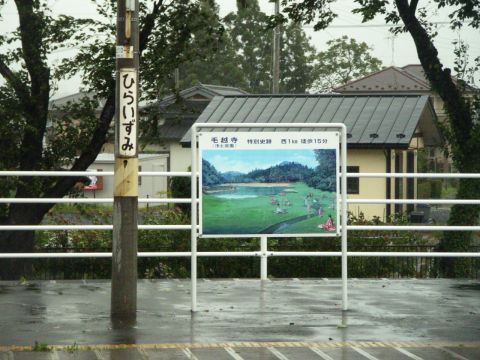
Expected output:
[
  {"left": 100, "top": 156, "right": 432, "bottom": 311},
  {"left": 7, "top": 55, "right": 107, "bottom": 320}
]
[{"left": 181, "top": 94, "right": 441, "bottom": 149}]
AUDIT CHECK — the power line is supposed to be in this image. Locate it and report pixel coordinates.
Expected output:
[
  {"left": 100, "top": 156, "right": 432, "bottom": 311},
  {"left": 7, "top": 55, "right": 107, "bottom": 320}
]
[{"left": 303, "top": 21, "right": 450, "bottom": 29}]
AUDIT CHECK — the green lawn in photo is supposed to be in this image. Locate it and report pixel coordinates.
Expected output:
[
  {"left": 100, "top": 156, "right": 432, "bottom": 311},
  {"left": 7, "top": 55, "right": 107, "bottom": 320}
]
[{"left": 202, "top": 182, "right": 337, "bottom": 235}]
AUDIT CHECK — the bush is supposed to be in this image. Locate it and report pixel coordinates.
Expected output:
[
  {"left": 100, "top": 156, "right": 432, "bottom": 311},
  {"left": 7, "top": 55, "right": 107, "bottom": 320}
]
[
  {"left": 33, "top": 206, "right": 464, "bottom": 280},
  {"left": 417, "top": 179, "right": 442, "bottom": 198},
  {"left": 169, "top": 170, "right": 191, "bottom": 214},
  {"left": 430, "top": 179, "right": 442, "bottom": 198}
]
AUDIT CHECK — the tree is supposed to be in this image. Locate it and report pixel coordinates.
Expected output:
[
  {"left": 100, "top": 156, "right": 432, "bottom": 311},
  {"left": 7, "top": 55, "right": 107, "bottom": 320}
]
[
  {"left": 222, "top": 0, "right": 317, "bottom": 93},
  {"left": 312, "top": 36, "right": 383, "bottom": 92},
  {"left": 280, "top": 22, "right": 317, "bottom": 93},
  {"left": 224, "top": 0, "right": 274, "bottom": 93},
  {"left": 275, "top": 0, "right": 480, "bottom": 277},
  {"left": 0, "top": 0, "right": 223, "bottom": 279},
  {"left": 306, "top": 150, "right": 337, "bottom": 192},
  {"left": 178, "top": 1, "right": 248, "bottom": 89},
  {"left": 167, "top": 0, "right": 317, "bottom": 94}
]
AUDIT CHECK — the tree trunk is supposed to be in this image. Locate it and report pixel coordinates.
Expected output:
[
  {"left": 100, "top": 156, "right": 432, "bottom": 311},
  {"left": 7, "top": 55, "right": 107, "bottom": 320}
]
[
  {"left": 0, "top": 1, "right": 161, "bottom": 280},
  {"left": 395, "top": 0, "right": 480, "bottom": 277},
  {"left": 0, "top": 202, "right": 52, "bottom": 280},
  {"left": 438, "top": 178, "right": 480, "bottom": 277},
  {"left": 0, "top": 231, "right": 35, "bottom": 280}
]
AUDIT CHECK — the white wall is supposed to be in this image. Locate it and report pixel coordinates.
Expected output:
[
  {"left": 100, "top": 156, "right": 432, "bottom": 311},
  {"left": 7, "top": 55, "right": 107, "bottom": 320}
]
[{"left": 82, "top": 154, "right": 168, "bottom": 205}]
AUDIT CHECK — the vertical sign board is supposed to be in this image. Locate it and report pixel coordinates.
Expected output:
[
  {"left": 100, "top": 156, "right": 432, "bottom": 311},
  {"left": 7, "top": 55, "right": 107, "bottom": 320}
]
[
  {"left": 199, "top": 131, "right": 340, "bottom": 237},
  {"left": 118, "top": 68, "right": 137, "bottom": 157}
]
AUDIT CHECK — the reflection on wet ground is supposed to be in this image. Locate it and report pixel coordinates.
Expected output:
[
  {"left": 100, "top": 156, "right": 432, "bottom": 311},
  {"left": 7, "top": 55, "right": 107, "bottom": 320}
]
[{"left": 0, "top": 278, "right": 479, "bottom": 359}]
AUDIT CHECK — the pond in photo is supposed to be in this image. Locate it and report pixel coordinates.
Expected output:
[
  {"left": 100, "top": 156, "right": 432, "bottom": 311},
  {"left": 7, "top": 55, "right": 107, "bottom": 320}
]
[{"left": 201, "top": 149, "right": 338, "bottom": 236}]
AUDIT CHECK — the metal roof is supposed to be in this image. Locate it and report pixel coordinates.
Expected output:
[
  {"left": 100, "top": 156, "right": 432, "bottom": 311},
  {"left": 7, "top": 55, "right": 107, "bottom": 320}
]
[
  {"left": 181, "top": 94, "right": 442, "bottom": 149},
  {"left": 334, "top": 66, "right": 430, "bottom": 93},
  {"left": 158, "top": 117, "right": 197, "bottom": 141},
  {"left": 155, "top": 84, "right": 248, "bottom": 108}
]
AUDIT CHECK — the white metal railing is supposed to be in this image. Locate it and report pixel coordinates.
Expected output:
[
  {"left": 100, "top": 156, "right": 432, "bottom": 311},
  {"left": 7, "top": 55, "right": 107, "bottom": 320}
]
[
  {"left": 1, "top": 165, "right": 480, "bottom": 312},
  {"left": 0, "top": 251, "right": 477, "bottom": 259},
  {"left": 1, "top": 169, "right": 479, "bottom": 247}
]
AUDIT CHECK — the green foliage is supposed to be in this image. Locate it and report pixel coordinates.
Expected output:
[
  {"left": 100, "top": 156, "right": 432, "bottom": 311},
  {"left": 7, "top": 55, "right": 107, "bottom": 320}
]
[
  {"left": 224, "top": 0, "right": 273, "bottom": 93},
  {"left": 169, "top": 171, "right": 192, "bottom": 214},
  {"left": 305, "top": 149, "right": 336, "bottom": 192},
  {"left": 32, "top": 341, "right": 50, "bottom": 352},
  {"left": 0, "top": 1, "right": 227, "bottom": 269},
  {"left": 65, "top": 342, "right": 79, "bottom": 353},
  {"left": 177, "top": 0, "right": 317, "bottom": 94},
  {"left": 280, "top": 22, "right": 317, "bottom": 93},
  {"left": 178, "top": 1, "right": 247, "bottom": 90},
  {"left": 312, "top": 36, "right": 383, "bottom": 92},
  {"left": 29, "top": 203, "right": 470, "bottom": 280},
  {"left": 239, "top": 162, "right": 314, "bottom": 183},
  {"left": 273, "top": 0, "right": 480, "bottom": 279},
  {"left": 202, "top": 159, "right": 225, "bottom": 186},
  {"left": 417, "top": 179, "right": 443, "bottom": 199}
]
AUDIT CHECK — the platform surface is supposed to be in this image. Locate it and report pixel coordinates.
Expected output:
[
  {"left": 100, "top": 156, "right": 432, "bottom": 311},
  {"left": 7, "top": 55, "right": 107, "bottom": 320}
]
[{"left": 0, "top": 278, "right": 479, "bottom": 359}]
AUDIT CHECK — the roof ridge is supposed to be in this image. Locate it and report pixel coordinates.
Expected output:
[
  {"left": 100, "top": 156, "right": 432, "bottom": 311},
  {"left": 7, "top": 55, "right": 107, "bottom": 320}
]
[
  {"left": 397, "top": 67, "right": 430, "bottom": 88},
  {"left": 334, "top": 66, "right": 430, "bottom": 91},
  {"left": 333, "top": 66, "right": 400, "bottom": 90}
]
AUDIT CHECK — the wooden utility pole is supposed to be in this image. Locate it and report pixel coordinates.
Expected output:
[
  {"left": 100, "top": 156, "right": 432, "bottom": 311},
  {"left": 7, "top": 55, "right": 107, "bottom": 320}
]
[
  {"left": 272, "top": 0, "right": 280, "bottom": 94},
  {"left": 111, "top": 0, "right": 139, "bottom": 323}
]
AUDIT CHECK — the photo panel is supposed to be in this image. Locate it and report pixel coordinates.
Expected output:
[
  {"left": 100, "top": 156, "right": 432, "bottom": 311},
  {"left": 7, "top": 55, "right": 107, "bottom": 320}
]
[{"left": 199, "top": 131, "right": 340, "bottom": 237}]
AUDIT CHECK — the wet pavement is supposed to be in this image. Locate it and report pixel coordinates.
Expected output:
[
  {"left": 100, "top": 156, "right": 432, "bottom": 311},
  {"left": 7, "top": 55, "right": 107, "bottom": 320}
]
[{"left": 0, "top": 278, "right": 479, "bottom": 359}]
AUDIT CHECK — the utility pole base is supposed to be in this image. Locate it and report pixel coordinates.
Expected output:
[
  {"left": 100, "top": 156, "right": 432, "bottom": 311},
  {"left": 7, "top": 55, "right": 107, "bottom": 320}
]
[{"left": 111, "top": 196, "right": 138, "bottom": 322}]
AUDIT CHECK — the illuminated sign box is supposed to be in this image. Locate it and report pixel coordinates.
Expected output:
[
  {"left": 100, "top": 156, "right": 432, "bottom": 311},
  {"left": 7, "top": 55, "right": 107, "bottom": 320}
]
[{"left": 199, "top": 131, "right": 340, "bottom": 237}]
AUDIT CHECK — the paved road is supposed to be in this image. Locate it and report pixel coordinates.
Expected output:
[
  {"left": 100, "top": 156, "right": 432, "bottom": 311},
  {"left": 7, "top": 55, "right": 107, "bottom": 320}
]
[{"left": 2, "top": 342, "right": 480, "bottom": 359}]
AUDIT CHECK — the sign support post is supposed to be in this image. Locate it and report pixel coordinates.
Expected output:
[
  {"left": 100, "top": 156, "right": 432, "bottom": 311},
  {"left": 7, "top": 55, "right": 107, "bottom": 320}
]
[
  {"left": 191, "top": 125, "right": 198, "bottom": 313},
  {"left": 341, "top": 125, "right": 348, "bottom": 311},
  {"left": 260, "top": 235, "right": 268, "bottom": 280},
  {"left": 111, "top": 0, "right": 139, "bottom": 323}
]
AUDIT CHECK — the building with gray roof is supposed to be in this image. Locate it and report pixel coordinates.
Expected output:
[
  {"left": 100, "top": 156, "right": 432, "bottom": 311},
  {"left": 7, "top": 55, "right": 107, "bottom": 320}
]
[{"left": 178, "top": 93, "right": 442, "bottom": 220}]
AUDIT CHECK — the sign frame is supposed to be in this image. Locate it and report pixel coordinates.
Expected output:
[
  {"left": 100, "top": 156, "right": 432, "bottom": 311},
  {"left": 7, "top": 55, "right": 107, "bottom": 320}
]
[
  {"left": 198, "top": 131, "right": 340, "bottom": 238},
  {"left": 190, "top": 122, "right": 348, "bottom": 313}
]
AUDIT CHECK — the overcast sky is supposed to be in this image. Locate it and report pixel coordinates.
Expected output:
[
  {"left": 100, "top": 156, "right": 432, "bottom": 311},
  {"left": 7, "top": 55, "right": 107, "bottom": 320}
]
[{"left": 1, "top": 0, "right": 478, "bottom": 99}]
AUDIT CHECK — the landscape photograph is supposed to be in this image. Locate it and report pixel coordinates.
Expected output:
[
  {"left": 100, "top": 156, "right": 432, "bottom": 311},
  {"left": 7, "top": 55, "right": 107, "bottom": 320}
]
[{"left": 201, "top": 149, "right": 338, "bottom": 236}]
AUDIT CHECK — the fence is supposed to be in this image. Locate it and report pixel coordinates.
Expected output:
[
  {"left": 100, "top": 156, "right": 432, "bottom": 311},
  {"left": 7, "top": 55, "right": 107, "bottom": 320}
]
[
  {"left": 25, "top": 245, "right": 480, "bottom": 280},
  {"left": 1, "top": 123, "right": 480, "bottom": 312}
]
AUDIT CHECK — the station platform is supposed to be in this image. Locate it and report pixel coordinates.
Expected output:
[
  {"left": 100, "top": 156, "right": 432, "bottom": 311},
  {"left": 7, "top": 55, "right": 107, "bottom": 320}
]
[{"left": 0, "top": 278, "right": 479, "bottom": 359}]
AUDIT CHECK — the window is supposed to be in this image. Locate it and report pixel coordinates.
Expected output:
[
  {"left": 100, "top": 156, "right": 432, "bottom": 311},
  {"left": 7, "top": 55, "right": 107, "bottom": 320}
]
[{"left": 347, "top": 166, "right": 359, "bottom": 194}]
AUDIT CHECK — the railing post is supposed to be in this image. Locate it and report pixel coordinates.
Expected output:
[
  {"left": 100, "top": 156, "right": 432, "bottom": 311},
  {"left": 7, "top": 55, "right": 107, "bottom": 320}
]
[
  {"left": 341, "top": 125, "right": 348, "bottom": 311},
  {"left": 260, "top": 235, "right": 268, "bottom": 280},
  {"left": 191, "top": 126, "right": 198, "bottom": 312}
]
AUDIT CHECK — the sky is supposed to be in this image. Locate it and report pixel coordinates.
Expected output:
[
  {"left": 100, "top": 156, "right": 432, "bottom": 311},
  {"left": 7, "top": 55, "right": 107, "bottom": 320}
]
[
  {"left": 203, "top": 149, "right": 318, "bottom": 173},
  {"left": 1, "top": 0, "right": 479, "bottom": 99}
]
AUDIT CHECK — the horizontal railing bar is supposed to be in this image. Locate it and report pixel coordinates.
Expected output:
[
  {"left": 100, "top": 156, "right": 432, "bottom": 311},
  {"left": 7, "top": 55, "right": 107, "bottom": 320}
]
[
  {"left": 0, "top": 171, "right": 114, "bottom": 177},
  {"left": 0, "top": 225, "right": 193, "bottom": 231},
  {"left": 342, "top": 172, "right": 480, "bottom": 178},
  {"left": 0, "top": 198, "right": 196, "bottom": 204},
  {"left": 269, "top": 251, "right": 480, "bottom": 257},
  {"left": 0, "top": 171, "right": 195, "bottom": 177},
  {"left": 347, "top": 199, "right": 480, "bottom": 205},
  {"left": 1, "top": 225, "right": 479, "bottom": 231},
  {"left": 0, "top": 251, "right": 478, "bottom": 259},
  {"left": 1, "top": 171, "right": 479, "bottom": 179},
  {"left": 139, "top": 171, "right": 192, "bottom": 177},
  {"left": 348, "top": 225, "right": 480, "bottom": 231},
  {"left": 2, "top": 198, "right": 479, "bottom": 205}
]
